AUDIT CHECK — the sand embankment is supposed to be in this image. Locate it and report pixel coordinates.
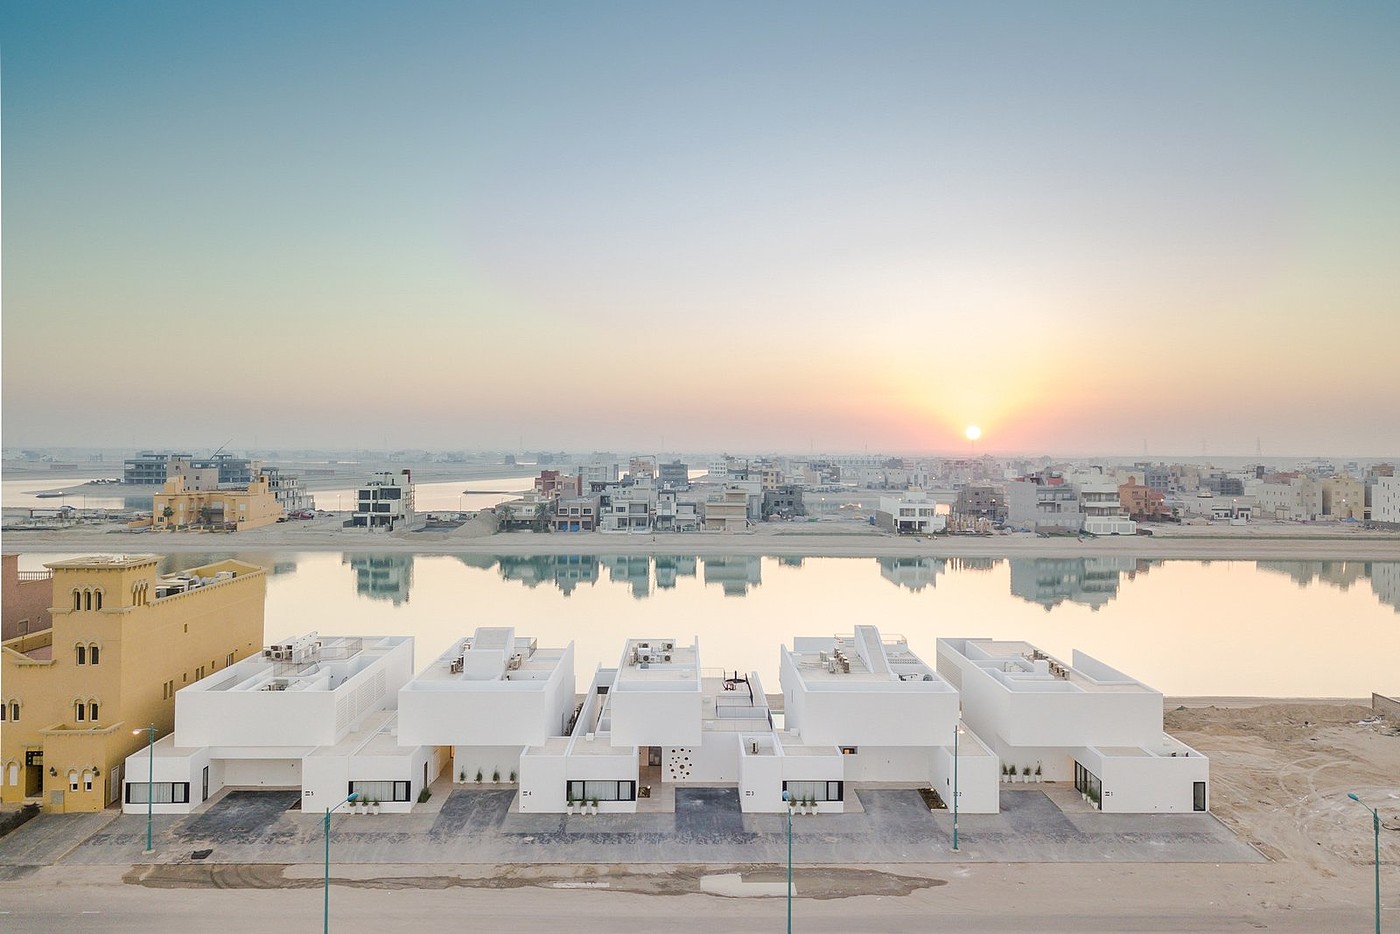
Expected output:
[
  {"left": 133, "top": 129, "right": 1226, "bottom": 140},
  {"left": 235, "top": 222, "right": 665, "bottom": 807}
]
[{"left": 4, "top": 513, "right": 1399, "bottom": 559}]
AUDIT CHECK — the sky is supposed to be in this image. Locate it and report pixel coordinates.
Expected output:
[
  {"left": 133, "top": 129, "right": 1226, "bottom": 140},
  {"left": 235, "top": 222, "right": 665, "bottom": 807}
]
[{"left": 3, "top": 1, "right": 1398, "bottom": 457}]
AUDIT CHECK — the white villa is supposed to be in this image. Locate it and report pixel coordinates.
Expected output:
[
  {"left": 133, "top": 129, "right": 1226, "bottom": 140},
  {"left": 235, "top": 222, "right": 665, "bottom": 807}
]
[
  {"left": 518, "top": 637, "right": 811, "bottom": 813},
  {"left": 122, "top": 633, "right": 437, "bottom": 815},
  {"left": 936, "top": 638, "right": 1209, "bottom": 813},
  {"left": 780, "top": 626, "right": 999, "bottom": 813},
  {"left": 397, "top": 627, "right": 575, "bottom": 786}
]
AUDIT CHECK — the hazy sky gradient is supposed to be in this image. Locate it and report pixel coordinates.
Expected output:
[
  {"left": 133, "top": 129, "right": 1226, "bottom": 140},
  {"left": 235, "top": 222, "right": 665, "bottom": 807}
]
[{"left": 4, "top": 1, "right": 1398, "bottom": 455}]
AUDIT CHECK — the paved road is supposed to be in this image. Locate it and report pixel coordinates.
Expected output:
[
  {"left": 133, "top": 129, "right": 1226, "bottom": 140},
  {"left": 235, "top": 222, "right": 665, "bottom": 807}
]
[{"left": 6, "top": 786, "right": 1259, "bottom": 869}]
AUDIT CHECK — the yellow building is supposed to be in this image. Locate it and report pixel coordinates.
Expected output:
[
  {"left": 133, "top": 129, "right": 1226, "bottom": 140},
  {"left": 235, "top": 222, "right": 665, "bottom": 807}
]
[
  {"left": 152, "top": 473, "right": 283, "bottom": 531},
  {"left": 1, "top": 555, "right": 266, "bottom": 812}
]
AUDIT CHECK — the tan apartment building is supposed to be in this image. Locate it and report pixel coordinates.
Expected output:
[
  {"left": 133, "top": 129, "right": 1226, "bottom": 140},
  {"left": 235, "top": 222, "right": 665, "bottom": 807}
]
[
  {"left": 1319, "top": 476, "right": 1365, "bottom": 520},
  {"left": 2, "top": 554, "right": 53, "bottom": 641},
  {"left": 152, "top": 473, "right": 282, "bottom": 531},
  {"left": 1, "top": 555, "right": 266, "bottom": 811}
]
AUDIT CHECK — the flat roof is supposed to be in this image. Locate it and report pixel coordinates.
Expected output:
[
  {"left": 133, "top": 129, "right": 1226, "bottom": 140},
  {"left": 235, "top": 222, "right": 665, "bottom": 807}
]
[
  {"left": 406, "top": 627, "right": 568, "bottom": 686},
  {"left": 614, "top": 638, "right": 699, "bottom": 686},
  {"left": 947, "top": 638, "right": 1154, "bottom": 695},
  {"left": 189, "top": 634, "right": 407, "bottom": 694},
  {"left": 788, "top": 626, "right": 951, "bottom": 689}
]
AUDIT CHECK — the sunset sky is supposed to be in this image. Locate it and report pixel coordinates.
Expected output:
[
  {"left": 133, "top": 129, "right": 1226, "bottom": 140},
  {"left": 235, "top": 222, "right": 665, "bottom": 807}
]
[{"left": 3, "top": 1, "right": 1398, "bottom": 456}]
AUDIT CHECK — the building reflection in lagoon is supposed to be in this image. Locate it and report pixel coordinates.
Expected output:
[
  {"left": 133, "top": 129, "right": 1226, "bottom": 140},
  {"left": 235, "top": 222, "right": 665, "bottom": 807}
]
[{"left": 13, "top": 553, "right": 1400, "bottom": 697}]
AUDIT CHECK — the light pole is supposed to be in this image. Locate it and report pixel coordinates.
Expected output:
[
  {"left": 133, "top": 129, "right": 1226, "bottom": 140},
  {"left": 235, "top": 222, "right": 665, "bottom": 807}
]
[
  {"left": 324, "top": 792, "right": 359, "bottom": 933},
  {"left": 1347, "top": 793, "right": 1381, "bottom": 934},
  {"left": 132, "top": 724, "right": 157, "bottom": 853},
  {"left": 952, "top": 724, "right": 964, "bottom": 851},
  {"left": 782, "top": 790, "right": 793, "bottom": 934}
]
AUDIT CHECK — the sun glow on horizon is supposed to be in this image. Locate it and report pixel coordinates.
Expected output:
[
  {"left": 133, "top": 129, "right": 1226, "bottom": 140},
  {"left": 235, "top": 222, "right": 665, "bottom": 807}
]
[{"left": 965, "top": 425, "right": 982, "bottom": 442}]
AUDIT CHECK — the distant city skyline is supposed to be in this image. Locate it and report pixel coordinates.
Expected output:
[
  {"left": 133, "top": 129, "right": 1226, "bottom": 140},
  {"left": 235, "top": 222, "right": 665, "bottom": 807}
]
[{"left": 3, "top": 2, "right": 1398, "bottom": 455}]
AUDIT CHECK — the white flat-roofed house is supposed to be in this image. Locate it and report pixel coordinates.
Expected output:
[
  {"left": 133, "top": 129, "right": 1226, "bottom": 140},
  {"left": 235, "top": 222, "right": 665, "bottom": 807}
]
[
  {"left": 936, "top": 638, "right": 1208, "bottom": 813},
  {"left": 781, "top": 626, "right": 998, "bottom": 813},
  {"left": 519, "top": 637, "right": 800, "bottom": 814},
  {"left": 397, "top": 627, "right": 575, "bottom": 787},
  {"left": 1079, "top": 481, "right": 1137, "bottom": 536},
  {"left": 874, "top": 493, "right": 948, "bottom": 534},
  {"left": 122, "top": 634, "right": 436, "bottom": 815}
]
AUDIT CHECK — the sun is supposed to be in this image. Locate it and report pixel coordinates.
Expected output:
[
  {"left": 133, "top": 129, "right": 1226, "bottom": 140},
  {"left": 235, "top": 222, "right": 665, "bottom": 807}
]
[{"left": 965, "top": 425, "right": 982, "bottom": 442}]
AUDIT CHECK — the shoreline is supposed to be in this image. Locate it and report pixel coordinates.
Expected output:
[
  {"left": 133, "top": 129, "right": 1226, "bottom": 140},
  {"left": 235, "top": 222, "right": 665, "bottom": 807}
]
[{"left": 6, "top": 521, "right": 1400, "bottom": 560}]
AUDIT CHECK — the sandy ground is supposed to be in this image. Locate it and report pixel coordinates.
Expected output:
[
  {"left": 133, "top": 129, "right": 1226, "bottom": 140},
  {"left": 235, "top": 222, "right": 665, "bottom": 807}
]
[
  {"left": 0, "top": 700, "right": 1396, "bottom": 930},
  {"left": 5, "top": 510, "right": 1400, "bottom": 559}
]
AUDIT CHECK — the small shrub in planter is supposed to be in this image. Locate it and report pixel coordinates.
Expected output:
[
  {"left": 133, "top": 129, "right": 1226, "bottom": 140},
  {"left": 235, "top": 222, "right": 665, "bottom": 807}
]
[
  {"left": 475, "top": 768, "right": 483, "bottom": 783},
  {"left": 492, "top": 769, "right": 501, "bottom": 783},
  {"left": 459, "top": 770, "right": 466, "bottom": 783},
  {"left": 1021, "top": 766, "right": 1031, "bottom": 781},
  {"left": 509, "top": 770, "right": 517, "bottom": 783},
  {"left": 417, "top": 788, "right": 432, "bottom": 804}
]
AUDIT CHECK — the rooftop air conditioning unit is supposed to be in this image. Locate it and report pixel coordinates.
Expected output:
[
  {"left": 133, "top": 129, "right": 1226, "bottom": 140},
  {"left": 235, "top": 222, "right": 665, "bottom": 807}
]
[
  {"left": 662, "top": 641, "right": 674, "bottom": 651},
  {"left": 663, "top": 653, "right": 672, "bottom": 662}
]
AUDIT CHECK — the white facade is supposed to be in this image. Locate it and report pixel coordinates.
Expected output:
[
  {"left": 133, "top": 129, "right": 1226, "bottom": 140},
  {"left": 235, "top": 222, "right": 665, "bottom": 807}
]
[
  {"left": 350, "top": 470, "right": 416, "bottom": 529},
  {"left": 519, "top": 637, "right": 813, "bottom": 814},
  {"left": 1079, "top": 481, "right": 1137, "bottom": 536},
  {"left": 936, "top": 638, "right": 1208, "bottom": 813},
  {"left": 398, "top": 627, "right": 575, "bottom": 784},
  {"left": 875, "top": 492, "right": 948, "bottom": 534},
  {"left": 781, "top": 626, "right": 998, "bottom": 813},
  {"left": 123, "top": 634, "right": 436, "bottom": 815},
  {"left": 1373, "top": 476, "right": 1400, "bottom": 527}
]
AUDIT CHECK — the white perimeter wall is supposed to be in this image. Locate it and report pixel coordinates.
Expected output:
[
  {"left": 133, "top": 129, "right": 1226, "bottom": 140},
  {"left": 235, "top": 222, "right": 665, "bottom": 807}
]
[
  {"left": 610, "top": 684, "right": 702, "bottom": 747},
  {"left": 1081, "top": 747, "right": 1210, "bottom": 813},
  {"left": 452, "top": 745, "right": 525, "bottom": 784}
]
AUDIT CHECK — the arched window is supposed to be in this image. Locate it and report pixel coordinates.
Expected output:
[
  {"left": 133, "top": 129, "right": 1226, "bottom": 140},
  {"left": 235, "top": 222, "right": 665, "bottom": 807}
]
[
  {"left": 76, "top": 645, "right": 86, "bottom": 665},
  {"left": 6, "top": 762, "right": 17, "bottom": 786},
  {"left": 82, "top": 770, "right": 93, "bottom": 792},
  {"left": 73, "top": 590, "right": 82, "bottom": 611},
  {"left": 90, "top": 644, "right": 100, "bottom": 665},
  {"left": 83, "top": 590, "right": 92, "bottom": 611},
  {"left": 7, "top": 702, "right": 17, "bottom": 722},
  {"left": 94, "top": 590, "right": 103, "bottom": 610},
  {"left": 0, "top": 702, "right": 6, "bottom": 721},
  {"left": 68, "top": 770, "right": 79, "bottom": 792},
  {"left": 89, "top": 702, "right": 99, "bottom": 722},
  {"left": 75, "top": 700, "right": 86, "bottom": 722}
]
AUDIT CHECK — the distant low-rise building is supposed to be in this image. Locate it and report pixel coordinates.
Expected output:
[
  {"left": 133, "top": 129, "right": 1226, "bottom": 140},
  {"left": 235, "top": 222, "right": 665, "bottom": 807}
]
[
  {"left": 152, "top": 474, "right": 283, "bottom": 531},
  {"left": 1006, "top": 475, "right": 1083, "bottom": 532},
  {"left": 1372, "top": 476, "right": 1400, "bottom": 529},
  {"left": 1319, "top": 476, "right": 1364, "bottom": 520},
  {"left": 875, "top": 493, "right": 946, "bottom": 534},
  {"left": 348, "top": 470, "right": 415, "bottom": 530},
  {"left": 2, "top": 555, "right": 52, "bottom": 642}
]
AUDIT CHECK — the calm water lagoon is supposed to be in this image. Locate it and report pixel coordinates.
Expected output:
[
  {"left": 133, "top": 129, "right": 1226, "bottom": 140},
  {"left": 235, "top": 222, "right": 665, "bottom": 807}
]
[{"left": 19, "top": 553, "right": 1399, "bottom": 698}]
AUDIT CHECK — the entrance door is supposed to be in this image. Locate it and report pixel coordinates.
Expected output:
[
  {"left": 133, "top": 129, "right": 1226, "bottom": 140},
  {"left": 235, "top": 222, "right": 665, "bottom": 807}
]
[
  {"left": 25, "top": 764, "right": 42, "bottom": 797},
  {"left": 1193, "top": 781, "right": 1206, "bottom": 811}
]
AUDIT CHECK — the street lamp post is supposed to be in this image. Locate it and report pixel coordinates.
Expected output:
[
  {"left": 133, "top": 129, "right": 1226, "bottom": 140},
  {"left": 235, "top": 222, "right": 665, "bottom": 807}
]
[
  {"left": 324, "top": 792, "right": 359, "bottom": 934},
  {"left": 782, "top": 790, "right": 793, "bottom": 934},
  {"left": 132, "top": 724, "right": 157, "bottom": 853},
  {"left": 1347, "top": 793, "right": 1381, "bottom": 934},
  {"left": 952, "top": 724, "right": 963, "bottom": 851}
]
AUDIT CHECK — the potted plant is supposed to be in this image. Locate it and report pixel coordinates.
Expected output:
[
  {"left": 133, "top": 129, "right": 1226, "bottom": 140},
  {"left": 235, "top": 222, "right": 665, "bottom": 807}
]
[
  {"left": 509, "top": 770, "right": 517, "bottom": 783},
  {"left": 566, "top": 792, "right": 576, "bottom": 814},
  {"left": 492, "top": 769, "right": 501, "bottom": 784},
  {"left": 589, "top": 796, "right": 600, "bottom": 815},
  {"left": 1034, "top": 763, "right": 1042, "bottom": 783},
  {"left": 370, "top": 797, "right": 380, "bottom": 815},
  {"left": 1000, "top": 764, "right": 1009, "bottom": 783},
  {"left": 475, "top": 768, "right": 483, "bottom": 784},
  {"left": 458, "top": 769, "right": 466, "bottom": 783},
  {"left": 1021, "top": 765, "right": 1031, "bottom": 782}
]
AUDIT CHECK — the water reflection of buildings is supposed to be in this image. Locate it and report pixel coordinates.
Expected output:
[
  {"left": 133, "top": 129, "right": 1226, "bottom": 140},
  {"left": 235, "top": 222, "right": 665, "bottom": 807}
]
[
  {"left": 877, "top": 556, "right": 946, "bottom": 591},
  {"left": 702, "top": 556, "right": 762, "bottom": 596},
  {"left": 602, "top": 555, "right": 652, "bottom": 599},
  {"left": 552, "top": 555, "right": 599, "bottom": 597},
  {"left": 1008, "top": 558, "right": 1155, "bottom": 611},
  {"left": 653, "top": 555, "right": 698, "bottom": 589},
  {"left": 344, "top": 554, "right": 414, "bottom": 605},
  {"left": 1257, "top": 560, "right": 1400, "bottom": 613},
  {"left": 949, "top": 557, "right": 1000, "bottom": 573}
]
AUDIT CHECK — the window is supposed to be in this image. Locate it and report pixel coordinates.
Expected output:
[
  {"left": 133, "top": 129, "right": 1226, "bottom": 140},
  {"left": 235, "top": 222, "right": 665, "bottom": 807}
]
[
  {"left": 566, "top": 780, "right": 636, "bottom": 803},
  {"left": 76, "top": 645, "right": 86, "bottom": 665},
  {"left": 75, "top": 701, "right": 86, "bottom": 721},
  {"left": 89, "top": 702, "right": 99, "bottom": 722},
  {"left": 782, "top": 780, "right": 844, "bottom": 803},
  {"left": 7, "top": 702, "right": 17, "bottom": 722},
  {"left": 69, "top": 770, "right": 79, "bottom": 792},
  {"left": 125, "top": 782, "right": 190, "bottom": 804},
  {"left": 226, "top": 653, "right": 234, "bottom": 667},
  {"left": 348, "top": 780, "right": 411, "bottom": 803},
  {"left": 6, "top": 763, "right": 17, "bottom": 786},
  {"left": 73, "top": 590, "right": 81, "bottom": 611},
  {"left": 90, "top": 644, "right": 100, "bottom": 665},
  {"left": 83, "top": 770, "right": 93, "bottom": 792},
  {"left": 84, "top": 590, "right": 92, "bottom": 611},
  {"left": 840, "top": 746, "right": 858, "bottom": 756},
  {"left": 94, "top": 590, "right": 103, "bottom": 610}
]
